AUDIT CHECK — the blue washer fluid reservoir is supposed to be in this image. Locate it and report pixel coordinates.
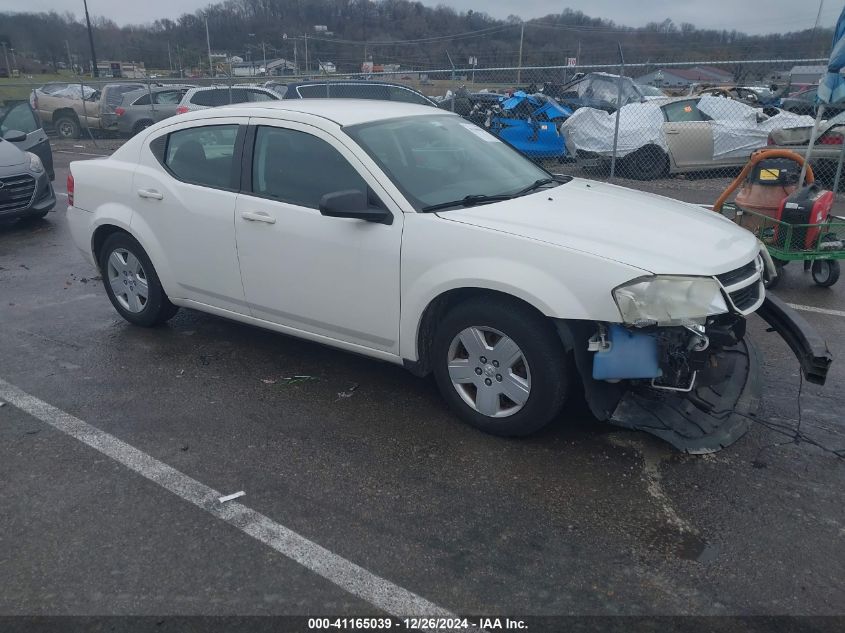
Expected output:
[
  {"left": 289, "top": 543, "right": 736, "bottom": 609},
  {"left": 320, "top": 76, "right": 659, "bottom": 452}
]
[{"left": 592, "top": 324, "right": 662, "bottom": 381}]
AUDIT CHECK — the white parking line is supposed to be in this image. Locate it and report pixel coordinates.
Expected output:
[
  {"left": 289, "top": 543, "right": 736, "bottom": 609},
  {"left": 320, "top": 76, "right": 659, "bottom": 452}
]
[
  {"left": 787, "top": 303, "right": 845, "bottom": 318},
  {"left": 54, "top": 149, "right": 111, "bottom": 157},
  {"left": 0, "top": 378, "right": 454, "bottom": 619}
]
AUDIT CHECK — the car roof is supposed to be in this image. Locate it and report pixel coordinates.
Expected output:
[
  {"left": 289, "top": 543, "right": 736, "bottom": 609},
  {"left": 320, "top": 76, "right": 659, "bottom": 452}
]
[
  {"left": 288, "top": 80, "right": 419, "bottom": 89},
  {"left": 194, "top": 98, "right": 450, "bottom": 126}
]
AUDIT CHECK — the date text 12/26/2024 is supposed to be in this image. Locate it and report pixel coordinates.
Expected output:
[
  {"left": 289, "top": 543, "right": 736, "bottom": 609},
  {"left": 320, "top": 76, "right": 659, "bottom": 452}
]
[{"left": 307, "top": 617, "right": 528, "bottom": 630}]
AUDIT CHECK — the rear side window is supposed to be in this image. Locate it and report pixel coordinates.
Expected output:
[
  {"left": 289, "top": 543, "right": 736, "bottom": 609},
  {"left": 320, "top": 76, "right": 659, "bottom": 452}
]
[
  {"left": 251, "top": 126, "right": 367, "bottom": 208},
  {"left": 190, "top": 89, "right": 228, "bottom": 107},
  {"left": 132, "top": 94, "right": 151, "bottom": 105},
  {"left": 164, "top": 124, "right": 240, "bottom": 189}
]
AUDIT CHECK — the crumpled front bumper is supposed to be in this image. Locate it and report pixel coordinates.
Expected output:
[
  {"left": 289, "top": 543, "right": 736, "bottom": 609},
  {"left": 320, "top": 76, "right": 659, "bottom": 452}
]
[{"left": 559, "top": 297, "right": 832, "bottom": 453}]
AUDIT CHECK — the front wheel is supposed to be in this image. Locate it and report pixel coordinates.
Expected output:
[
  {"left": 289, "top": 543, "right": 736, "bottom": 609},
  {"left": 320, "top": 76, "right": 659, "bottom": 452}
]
[
  {"left": 432, "top": 297, "right": 569, "bottom": 436},
  {"left": 811, "top": 259, "right": 841, "bottom": 287},
  {"left": 622, "top": 145, "right": 669, "bottom": 180},
  {"left": 99, "top": 232, "right": 179, "bottom": 326},
  {"left": 54, "top": 115, "right": 81, "bottom": 140}
]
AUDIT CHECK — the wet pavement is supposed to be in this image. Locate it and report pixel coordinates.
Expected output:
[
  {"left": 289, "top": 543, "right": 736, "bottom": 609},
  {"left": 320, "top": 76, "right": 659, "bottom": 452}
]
[{"left": 1, "top": 144, "right": 844, "bottom": 620}]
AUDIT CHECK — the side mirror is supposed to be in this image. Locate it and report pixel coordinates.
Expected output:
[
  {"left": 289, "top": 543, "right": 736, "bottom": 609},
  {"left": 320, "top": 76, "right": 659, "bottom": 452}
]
[
  {"left": 2, "top": 129, "right": 28, "bottom": 143},
  {"left": 319, "top": 189, "right": 392, "bottom": 225}
]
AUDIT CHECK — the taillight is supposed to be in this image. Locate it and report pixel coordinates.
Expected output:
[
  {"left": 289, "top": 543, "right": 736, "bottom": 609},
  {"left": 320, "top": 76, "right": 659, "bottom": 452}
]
[
  {"left": 67, "top": 172, "right": 74, "bottom": 206},
  {"left": 115, "top": 107, "right": 125, "bottom": 116},
  {"left": 817, "top": 132, "right": 843, "bottom": 145},
  {"left": 176, "top": 105, "right": 189, "bottom": 114}
]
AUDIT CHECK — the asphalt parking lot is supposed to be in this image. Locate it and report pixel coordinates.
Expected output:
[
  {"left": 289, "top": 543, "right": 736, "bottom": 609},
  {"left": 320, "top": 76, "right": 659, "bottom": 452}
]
[{"left": 1, "top": 141, "right": 844, "bottom": 626}]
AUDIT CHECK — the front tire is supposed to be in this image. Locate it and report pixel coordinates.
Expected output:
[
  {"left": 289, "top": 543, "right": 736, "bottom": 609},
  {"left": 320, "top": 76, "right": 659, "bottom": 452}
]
[
  {"left": 622, "top": 145, "right": 668, "bottom": 180},
  {"left": 432, "top": 297, "right": 569, "bottom": 436},
  {"left": 99, "top": 233, "right": 178, "bottom": 326}
]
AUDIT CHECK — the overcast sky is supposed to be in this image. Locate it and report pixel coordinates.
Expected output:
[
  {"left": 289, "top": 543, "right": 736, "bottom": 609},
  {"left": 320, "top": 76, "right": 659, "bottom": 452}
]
[{"left": 3, "top": 0, "right": 842, "bottom": 34}]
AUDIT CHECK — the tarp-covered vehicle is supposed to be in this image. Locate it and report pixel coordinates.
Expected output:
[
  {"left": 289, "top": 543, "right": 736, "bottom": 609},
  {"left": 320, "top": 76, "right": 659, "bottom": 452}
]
[
  {"left": 537, "top": 72, "right": 653, "bottom": 113},
  {"left": 563, "top": 95, "right": 814, "bottom": 179}
]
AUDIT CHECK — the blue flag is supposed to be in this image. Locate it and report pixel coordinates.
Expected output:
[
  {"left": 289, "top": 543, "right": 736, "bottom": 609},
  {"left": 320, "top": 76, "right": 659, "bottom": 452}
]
[{"left": 818, "top": 5, "right": 845, "bottom": 105}]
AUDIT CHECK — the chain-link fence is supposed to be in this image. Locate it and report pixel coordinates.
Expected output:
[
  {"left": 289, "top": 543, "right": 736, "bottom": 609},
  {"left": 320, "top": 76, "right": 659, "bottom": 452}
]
[{"left": 3, "top": 57, "right": 845, "bottom": 205}]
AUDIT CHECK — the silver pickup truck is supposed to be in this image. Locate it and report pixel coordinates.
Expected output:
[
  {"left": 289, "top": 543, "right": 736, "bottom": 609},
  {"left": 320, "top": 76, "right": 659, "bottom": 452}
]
[{"left": 31, "top": 82, "right": 146, "bottom": 139}]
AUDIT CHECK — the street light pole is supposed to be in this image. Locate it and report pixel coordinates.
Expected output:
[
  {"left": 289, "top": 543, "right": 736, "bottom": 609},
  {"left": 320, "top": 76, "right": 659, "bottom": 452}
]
[
  {"left": 82, "top": 0, "right": 99, "bottom": 77},
  {"left": 205, "top": 18, "right": 213, "bottom": 77}
]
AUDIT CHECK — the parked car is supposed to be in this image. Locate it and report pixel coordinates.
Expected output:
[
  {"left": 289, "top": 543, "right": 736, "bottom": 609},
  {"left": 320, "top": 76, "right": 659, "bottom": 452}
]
[
  {"left": 563, "top": 96, "right": 814, "bottom": 179},
  {"left": 65, "top": 100, "right": 829, "bottom": 452},
  {"left": 539, "top": 73, "right": 652, "bottom": 113},
  {"left": 262, "top": 81, "right": 289, "bottom": 97},
  {"left": 0, "top": 127, "right": 56, "bottom": 221},
  {"left": 31, "top": 82, "right": 147, "bottom": 139},
  {"left": 175, "top": 85, "right": 281, "bottom": 114},
  {"left": 282, "top": 80, "right": 437, "bottom": 106},
  {"left": 115, "top": 85, "right": 195, "bottom": 136},
  {"left": 1, "top": 99, "right": 54, "bottom": 180},
  {"left": 781, "top": 87, "right": 845, "bottom": 117}
]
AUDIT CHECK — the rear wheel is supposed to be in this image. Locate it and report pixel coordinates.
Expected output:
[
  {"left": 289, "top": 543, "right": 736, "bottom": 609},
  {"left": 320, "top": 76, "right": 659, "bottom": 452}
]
[
  {"left": 432, "top": 297, "right": 569, "bottom": 436},
  {"left": 622, "top": 145, "right": 668, "bottom": 180},
  {"left": 99, "top": 233, "right": 178, "bottom": 326},
  {"left": 54, "top": 115, "right": 80, "bottom": 140},
  {"left": 132, "top": 119, "right": 154, "bottom": 136},
  {"left": 811, "top": 259, "right": 841, "bottom": 287}
]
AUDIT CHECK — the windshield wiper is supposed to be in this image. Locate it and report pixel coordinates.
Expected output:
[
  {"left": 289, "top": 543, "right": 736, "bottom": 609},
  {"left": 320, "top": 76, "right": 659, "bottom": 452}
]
[
  {"left": 514, "top": 175, "right": 572, "bottom": 196},
  {"left": 421, "top": 193, "right": 514, "bottom": 213}
]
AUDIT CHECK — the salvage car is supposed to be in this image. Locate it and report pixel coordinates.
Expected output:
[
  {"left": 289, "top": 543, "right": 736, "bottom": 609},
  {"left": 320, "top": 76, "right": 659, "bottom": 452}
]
[
  {"left": 563, "top": 96, "right": 814, "bottom": 179},
  {"left": 175, "top": 85, "right": 281, "bottom": 114},
  {"left": 282, "top": 80, "right": 437, "bottom": 106},
  {"left": 65, "top": 100, "right": 831, "bottom": 452},
  {"left": 767, "top": 111, "right": 845, "bottom": 187}
]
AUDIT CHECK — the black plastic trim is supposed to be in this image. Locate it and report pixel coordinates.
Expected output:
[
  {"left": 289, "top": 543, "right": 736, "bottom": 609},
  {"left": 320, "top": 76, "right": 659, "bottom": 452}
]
[{"left": 756, "top": 294, "right": 832, "bottom": 385}]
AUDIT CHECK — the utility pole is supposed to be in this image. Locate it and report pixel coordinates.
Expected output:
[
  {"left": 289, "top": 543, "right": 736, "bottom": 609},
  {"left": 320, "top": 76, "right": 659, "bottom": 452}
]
[
  {"left": 811, "top": 0, "right": 826, "bottom": 54},
  {"left": 262, "top": 41, "right": 267, "bottom": 77},
  {"left": 65, "top": 40, "right": 73, "bottom": 72},
  {"left": 1, "top": 42, "right": 9, "bottom": 75},
  {"left": 294, "top": 40, "right": 298, "bottom": 74},
  {"left": 517, "top": 22, "right": 524, "bottom": 84},
  {"left": 205, "top": 17, "right": 213, "bottom": 77},
  {"left": 304, "top": 34, "right": 309, "bottom": 75},
  {"left": 83, "top": 0, "right": 99, "bottom": 77},
  {"left": 167, "top": 41, "right": 173, "bottom": 73}
]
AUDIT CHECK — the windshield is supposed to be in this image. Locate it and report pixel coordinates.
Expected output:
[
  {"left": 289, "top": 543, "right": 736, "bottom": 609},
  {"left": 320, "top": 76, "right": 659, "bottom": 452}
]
[{"left": 344, "top": 115, "right": 554, "bottom": 210}]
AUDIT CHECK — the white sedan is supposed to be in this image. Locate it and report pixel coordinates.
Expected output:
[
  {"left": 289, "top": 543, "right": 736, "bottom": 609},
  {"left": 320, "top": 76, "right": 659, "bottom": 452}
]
[{"left": 66, "top": 100, "right": 829, "bottom": 451}]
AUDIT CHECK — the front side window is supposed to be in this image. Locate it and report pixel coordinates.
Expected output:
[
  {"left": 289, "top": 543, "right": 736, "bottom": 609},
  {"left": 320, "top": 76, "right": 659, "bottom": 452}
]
[
  {"left": 154, "top": 90, "right": 181, "bottom": 105},
  {"left": 345, "top": 115, "right": 554, "bottom": 210},
  {"left": 164, "top": 124, "right": 239, "bottom": 189},
  {"left": 252, "top": 126, "right": 367, "bottom": 209},
  {"left": 388, "top": 86, "right": 432, "bottom": 105},
  {"left": 662, "top": 100, "right": 706, "bottom": 122}
]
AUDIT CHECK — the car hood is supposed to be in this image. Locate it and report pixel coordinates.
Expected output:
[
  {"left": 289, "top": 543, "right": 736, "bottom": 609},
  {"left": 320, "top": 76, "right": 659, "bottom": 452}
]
[
  {"left": 437, "top": 179, "right": 759, "bottom": 276},
  {"left": 0, "top": 140, "right": 26, "bottom": 168}
]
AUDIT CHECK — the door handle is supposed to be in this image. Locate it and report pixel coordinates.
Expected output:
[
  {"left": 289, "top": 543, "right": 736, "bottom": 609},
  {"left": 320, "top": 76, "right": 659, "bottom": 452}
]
[
  {"left": 137, "top": 188, "right": 164, "bottom": 200},
  {"left": 240, "top": 210, "right": 276, "bottom": 224},
  {"left": 665, "top": 129, "right": 680, "bottom": 135}
]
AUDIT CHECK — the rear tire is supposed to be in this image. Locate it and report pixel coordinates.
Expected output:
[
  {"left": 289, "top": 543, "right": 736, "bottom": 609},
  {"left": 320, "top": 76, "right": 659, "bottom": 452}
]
[
  {"left": 99, "top": 233, "right": 179, "bottom": 326},
  {"left": 431, "top": 297, "right": 569, "bottom": 437},
  {"left": 622, "top": 145, "right": 669, "bottom": 180},
  {"left": 132, "top": 119, "right": 154, "bottom": 136},
  {"left": 811, "top": 260, "right": 840, "bottom": 287},
  {"left": 54, "top": 115, "right": 80, "bottom": 140}
]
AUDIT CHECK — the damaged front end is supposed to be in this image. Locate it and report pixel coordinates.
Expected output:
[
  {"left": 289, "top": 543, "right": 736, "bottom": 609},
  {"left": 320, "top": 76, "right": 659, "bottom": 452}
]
[{"left": 558, "top": 256, "right": 832, "bottom": 453}]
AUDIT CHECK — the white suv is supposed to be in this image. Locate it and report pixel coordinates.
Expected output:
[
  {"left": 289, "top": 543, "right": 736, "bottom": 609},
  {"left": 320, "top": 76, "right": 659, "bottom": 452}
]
[
  {"left": 65, "top": 100, "right": 830, "bottom": 452},
  {"left": 175, "top": 85, "right": 281, "bottom": 114}
]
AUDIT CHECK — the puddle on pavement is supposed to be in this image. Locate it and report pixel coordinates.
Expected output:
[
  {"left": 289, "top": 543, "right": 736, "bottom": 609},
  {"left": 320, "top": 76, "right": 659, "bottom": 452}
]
[{"left": 676, "top": 532, "right": 720, "bottom": 563}]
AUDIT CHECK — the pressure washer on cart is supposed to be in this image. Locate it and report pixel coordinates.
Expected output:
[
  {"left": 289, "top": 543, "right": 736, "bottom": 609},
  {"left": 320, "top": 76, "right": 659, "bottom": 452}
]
[{"left": 714, "top": 149, "right": 845, "bottom": 289}]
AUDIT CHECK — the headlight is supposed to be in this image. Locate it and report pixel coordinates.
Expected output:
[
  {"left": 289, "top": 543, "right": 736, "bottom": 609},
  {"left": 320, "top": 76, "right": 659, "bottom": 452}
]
[
  {"left": 26, "top": 152, "right": 44, "bottom": 174},
  {"left": 613, "top": 275, "right": 729, "bottom": 327}
]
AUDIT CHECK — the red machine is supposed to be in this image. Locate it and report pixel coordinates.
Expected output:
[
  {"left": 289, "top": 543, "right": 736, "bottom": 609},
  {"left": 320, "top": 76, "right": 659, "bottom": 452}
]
[{"left": 775, "top": 184, "right": 835, "bottom": 250}]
